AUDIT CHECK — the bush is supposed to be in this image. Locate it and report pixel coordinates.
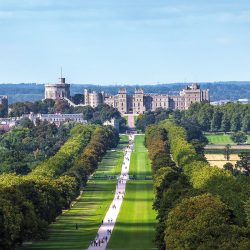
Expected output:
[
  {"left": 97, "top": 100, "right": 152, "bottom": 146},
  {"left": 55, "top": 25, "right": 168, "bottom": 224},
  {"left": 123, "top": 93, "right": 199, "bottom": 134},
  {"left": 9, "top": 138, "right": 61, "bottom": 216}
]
[{"left": 231, "top": 131, "right": 247, "bottom": 144}]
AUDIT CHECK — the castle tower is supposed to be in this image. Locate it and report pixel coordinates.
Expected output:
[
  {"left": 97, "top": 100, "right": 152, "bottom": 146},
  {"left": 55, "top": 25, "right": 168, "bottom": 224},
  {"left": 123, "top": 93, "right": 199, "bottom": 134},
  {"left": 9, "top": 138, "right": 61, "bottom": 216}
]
[
  {"left": 133, "top": 88, "right": 145, "bottom": 114},
  {"left": 84, "top": 89, "right": 90, "bottom": 106},
  {"left": 44, "top": 76, "right": 70, "bottom": 100},
  {"left": 180, "top": 83, "right": 209, "bottom": 109},
  {"left": 117, "top": 88, "right": 128, "bottom": 114}
]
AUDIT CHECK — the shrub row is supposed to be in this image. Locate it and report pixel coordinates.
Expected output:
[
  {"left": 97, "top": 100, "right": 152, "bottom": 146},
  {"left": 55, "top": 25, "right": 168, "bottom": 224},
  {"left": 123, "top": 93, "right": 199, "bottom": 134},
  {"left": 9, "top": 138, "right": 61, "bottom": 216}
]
[
  {"left": 145, "top": 124, "right": 176, "bottom": 173},
  {"left": 30, "top": 124, "right": 95, "bottom": 177}
]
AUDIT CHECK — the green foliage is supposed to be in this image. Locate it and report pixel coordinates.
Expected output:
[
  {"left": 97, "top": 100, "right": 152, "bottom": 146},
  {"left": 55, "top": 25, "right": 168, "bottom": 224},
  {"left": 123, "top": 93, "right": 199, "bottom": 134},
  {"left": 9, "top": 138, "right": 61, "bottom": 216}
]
[
  {"left": 136, "top": 109, "right": 172, "bottom": 132},
  {"left": 0, "top": 123, "right": 120, "bottom": 249},
  {"left": 235, "top": 152, "right": 250, "bottom": 175},
  {"left": 145, "top": 125, "right": 176, "bottom": 173},
  {"left": 71, "top": 94, "right": 84, "bottom": 105},
  {"left": 30, "top": 124, "right": 95, "bottom": 178},
  {"left": 68, "top": 126, "right": 119, "bottom": 185},
  {"left": 165, "top": 193, "right": 250, "bottom": 250},
  {"left": 185, "top": 102, "right": 250, "bottom": 132},
  {"left": 52, "top": 100, "right": 73, "bottom": 114},
  {"left": 231, "top": 131, "right": 247, "bottom": 144},
  {"left": 9, "top": 100, "right": 52, "bottom": 117},
  {"left": 0, "top": 185, "right": 46, "bottom": 249},
  {"left": 146, "top": 121, "right": 250, "bottom": 250},
  {"left": 245, "top": 198, "right": 250, "bottom": 228},
  {"left": 0, "top": 121, "right": 71, "bottom": 174},
  {"left": 164, "top": 121, "right": 250, "bottom": 224}
]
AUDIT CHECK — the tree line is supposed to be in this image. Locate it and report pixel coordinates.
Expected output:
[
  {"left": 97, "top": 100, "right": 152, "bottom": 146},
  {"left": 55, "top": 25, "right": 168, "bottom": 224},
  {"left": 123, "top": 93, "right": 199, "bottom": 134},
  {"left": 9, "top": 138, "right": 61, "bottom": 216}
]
[
  {"left": 5, "top": 100, "right": 126, "bottom": 131},
  {"left": 145, "top": 120, "right": 250, "bottom": 250},
  {"left": 183, "top": 102, "right": 250, "bottom": 132},
  {"left": 0, "top": 124, "right": 119, "bottom": 249},
  {"left": 136, "top": 102, "right": 250, "bottom": 133}
]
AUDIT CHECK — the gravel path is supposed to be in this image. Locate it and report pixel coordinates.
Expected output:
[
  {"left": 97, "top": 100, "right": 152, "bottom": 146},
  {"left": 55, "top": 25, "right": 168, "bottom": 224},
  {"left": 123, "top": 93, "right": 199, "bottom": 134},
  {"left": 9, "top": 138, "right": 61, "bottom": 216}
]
[
  {"left": 127, "top": 115, "right": 135, "bottom": 129},
  {"left": 87, "top": 134, "right": 134, "bottom": 250}
]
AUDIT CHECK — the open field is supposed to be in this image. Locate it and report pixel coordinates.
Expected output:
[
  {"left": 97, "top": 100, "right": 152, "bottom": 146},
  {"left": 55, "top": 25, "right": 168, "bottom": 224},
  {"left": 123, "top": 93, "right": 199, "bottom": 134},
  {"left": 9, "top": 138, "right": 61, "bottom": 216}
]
[
  {"left": 22, "top": 135, "right": 128, "bottom": 250},
  {"left": 206, "top": 134, "right": 250, "bottom": 145},
  {"left": 205, "top": 154, "right": 239, "bottom": 169},
  {"left": 107, "top": 135, "right": 156, "bottom": 250}
]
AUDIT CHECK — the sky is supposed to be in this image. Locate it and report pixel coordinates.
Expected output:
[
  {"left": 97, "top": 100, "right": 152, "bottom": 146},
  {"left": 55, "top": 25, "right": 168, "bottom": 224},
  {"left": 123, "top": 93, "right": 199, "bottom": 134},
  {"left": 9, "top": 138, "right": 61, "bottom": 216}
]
[{"left": 0, "top": 0, "right": 250, "bottom": 85}]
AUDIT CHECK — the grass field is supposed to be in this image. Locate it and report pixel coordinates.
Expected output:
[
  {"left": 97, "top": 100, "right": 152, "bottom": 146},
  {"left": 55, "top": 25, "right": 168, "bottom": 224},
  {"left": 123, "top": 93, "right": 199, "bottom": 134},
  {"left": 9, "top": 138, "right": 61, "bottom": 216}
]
[
  {"left": 107, "top": 135, "right": 156, "bottom": 250},
  {"left": 22, "top": 135, "right": 128, "bottom": 250},
  {"left": 206, "top": 134, "right": 250, "bottom": 145}
]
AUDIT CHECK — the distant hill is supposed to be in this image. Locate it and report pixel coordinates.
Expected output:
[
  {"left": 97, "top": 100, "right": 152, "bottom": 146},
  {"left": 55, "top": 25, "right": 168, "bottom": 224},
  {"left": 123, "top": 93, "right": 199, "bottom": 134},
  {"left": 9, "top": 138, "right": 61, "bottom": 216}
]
[{"left": 1, "top": 82, "right": 250, "bottom": 104}]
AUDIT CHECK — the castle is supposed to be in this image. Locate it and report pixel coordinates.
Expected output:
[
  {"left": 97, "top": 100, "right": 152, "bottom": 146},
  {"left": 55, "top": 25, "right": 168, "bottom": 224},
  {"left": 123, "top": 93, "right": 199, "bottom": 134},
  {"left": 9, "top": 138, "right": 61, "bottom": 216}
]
[
  {"left": 44, "top": 78, "right": 209, "bottom": 114},
  {"left": 84, "top": 83, "right": 209, "bottom": 114}
]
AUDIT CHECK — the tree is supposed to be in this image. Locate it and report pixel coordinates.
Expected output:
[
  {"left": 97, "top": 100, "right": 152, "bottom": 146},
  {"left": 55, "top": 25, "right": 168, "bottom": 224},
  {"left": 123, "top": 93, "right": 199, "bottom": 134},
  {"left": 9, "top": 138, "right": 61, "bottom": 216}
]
[
  {"left": 231, "top": 132, "right": 247, "bottom": 144},
  {"left": 71, "top": 94, "right": 84, "bottom": 105},
  {"left": 165, "top": 193, "right": 250, "bottom": 250},
  {"left": 224, "top": 144, "right": 231, "bottom": 161},
  {"left": 221, "top": 114, "right": 230, "bottom": 133},
  {"left": 235, "top": 153, "right": 250, "bottom": 175},
  {"left": 223, "top": 162, "right": 234, "bottom": 172},
  {"left": 53, "top": 100, "right": 72, "bottom": 113},
  {"left": 231, "top": 114, "right": 241, "bottom": 132},
  {"left": 244, "top": 198, "right": 250, "bottom": 228},
  {"left": 211, "top": 110, "right": 222, "bottom": 132},
  {"left": 242, "top": 116, "right": 250, "bottom": 133},
  {"left": 17, "top": 117, "right": 34, "bottom": 129}
]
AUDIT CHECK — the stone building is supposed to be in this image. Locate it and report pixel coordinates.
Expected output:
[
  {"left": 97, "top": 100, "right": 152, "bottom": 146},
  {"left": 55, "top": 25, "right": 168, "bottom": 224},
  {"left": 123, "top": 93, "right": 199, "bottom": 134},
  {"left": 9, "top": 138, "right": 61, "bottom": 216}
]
[
  {"left": 151, "top": 94, "right": 170, "bottom": 111},
  {"left": 84, "top": 89, "right": 104, "bottom": 108},
  {"left": 133, "top": 88, "right": 145, "bottom": 114},
  {"left": 28, "top": 113, "right": 87, "bottom": 126},
  {"left": 117, "top": 88, "right": 128, "bottom": 114},
  {"left": 180, "top": 83, "right": 209, "bottom": 110},
  {"left": 82, "top": 83, "right": 209, "bottom": 114},
  {"left": 45, "top": 77, "right": 70, "bottom": 100}
]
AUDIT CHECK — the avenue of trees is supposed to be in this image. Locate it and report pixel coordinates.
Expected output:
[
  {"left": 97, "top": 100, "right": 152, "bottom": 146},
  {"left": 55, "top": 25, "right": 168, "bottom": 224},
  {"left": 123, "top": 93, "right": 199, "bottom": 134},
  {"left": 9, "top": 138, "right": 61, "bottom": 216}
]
[
  {"left": 145, "top": 120, "right": 250, "bottom": 250},
  {"left": 0, "top": 124, "right": 119, "bottom": 249}
]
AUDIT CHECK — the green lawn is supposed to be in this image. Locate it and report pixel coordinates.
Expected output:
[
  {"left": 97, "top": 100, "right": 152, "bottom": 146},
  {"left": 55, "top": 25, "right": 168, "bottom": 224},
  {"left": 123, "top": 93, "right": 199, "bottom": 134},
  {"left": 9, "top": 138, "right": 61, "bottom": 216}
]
[
  {"left": 22, "top": 135, "right": 128, "bottom": 250},
  {"left": 107, "top": 135, "right": 157, "bottom": 250},
  {"left": 206, "top": 134, "right": 250, "bottom": 145},
  {"left": 123, "top": 115, "right": 129, "bottom": 125}
]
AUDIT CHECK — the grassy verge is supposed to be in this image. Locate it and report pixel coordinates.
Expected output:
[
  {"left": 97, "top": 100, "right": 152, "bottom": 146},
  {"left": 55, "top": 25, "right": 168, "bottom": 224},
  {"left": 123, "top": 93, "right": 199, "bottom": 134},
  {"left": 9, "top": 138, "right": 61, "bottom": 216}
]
[
  {"left": 206, "top": 134, "right": 250, "bottom": 145},
  {"left": 22, "top": 135, "right": 128, "bottom": 250},
  {"left": 107, "top": 135, "right": 156, "bottom": 250},
  {"left": 123, "top": 115, "right": 129, "bottom": 125}
]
